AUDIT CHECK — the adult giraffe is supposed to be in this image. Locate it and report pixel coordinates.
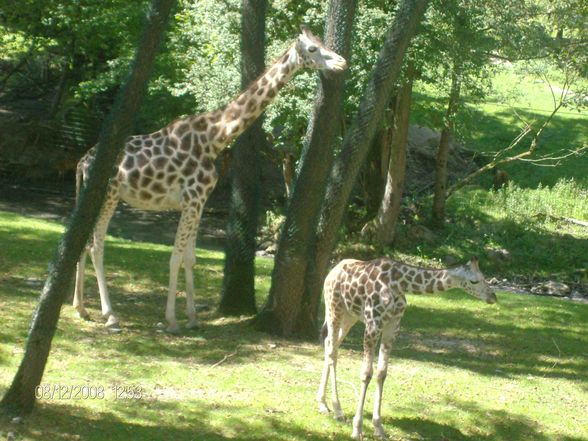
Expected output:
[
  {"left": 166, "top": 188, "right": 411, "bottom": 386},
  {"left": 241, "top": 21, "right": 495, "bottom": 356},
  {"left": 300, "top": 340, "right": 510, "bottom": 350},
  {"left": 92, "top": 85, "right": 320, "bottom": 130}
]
[{"left": 73, "top": 26, "right": 347, "bottom": 333}]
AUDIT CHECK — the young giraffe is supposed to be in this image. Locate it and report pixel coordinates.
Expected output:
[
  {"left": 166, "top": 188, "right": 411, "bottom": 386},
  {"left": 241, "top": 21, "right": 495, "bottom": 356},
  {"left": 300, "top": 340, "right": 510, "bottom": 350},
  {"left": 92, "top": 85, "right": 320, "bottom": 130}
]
[
  {"left": 73, "top": 26, "right": 347, "bottom": 333},
  {"left": 317, "top": 256, "right": 497, "bottom": 440}
]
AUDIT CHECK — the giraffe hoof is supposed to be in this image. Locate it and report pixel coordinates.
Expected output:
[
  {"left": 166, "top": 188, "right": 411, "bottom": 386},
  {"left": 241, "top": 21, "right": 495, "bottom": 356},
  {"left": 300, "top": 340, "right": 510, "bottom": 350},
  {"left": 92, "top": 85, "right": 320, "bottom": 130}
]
[
  {"left": 165, "top": 325, "right": 181, "bottom": 334},
  {"left": 76, "top": 309, "right": 90, "bottom": 320},
  {"left": 318, "top": 403, "right": 330, "bottom": 414},
  {"left": 186, "top": 320, "right": 200, "bottom": 330},
  {"left": 373, "top": 420, "right": 387, "bottom": 439},
  {"left": 104, "top": 315, "right": 120, "bottom": 328},
  {"left": 335, "top": 413, "right": 346, "bottom": 423}
]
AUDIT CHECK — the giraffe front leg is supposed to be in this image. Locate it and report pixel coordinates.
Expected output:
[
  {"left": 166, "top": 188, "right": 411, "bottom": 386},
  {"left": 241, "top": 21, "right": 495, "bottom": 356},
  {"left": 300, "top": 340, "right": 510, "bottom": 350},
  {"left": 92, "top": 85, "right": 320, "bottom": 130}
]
[
  {"left": 372, "top": 316, "right": 402, "bottom": 440},
  {"left": 183, "top": 232, "right": 199, "bottom": 329},
  {"left": 166, "top": 249, "right": 183, "bottom": 334}
]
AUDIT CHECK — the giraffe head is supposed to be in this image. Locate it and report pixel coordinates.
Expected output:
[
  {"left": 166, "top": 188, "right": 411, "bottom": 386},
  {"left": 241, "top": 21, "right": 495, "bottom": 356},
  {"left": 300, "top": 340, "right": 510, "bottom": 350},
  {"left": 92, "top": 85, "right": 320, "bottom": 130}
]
[
  {"left": 449, "top": 257, "right": 497, "bottom": 304},
  {"left": 295, "top": 25, "right": 347, "bottom": 72}
]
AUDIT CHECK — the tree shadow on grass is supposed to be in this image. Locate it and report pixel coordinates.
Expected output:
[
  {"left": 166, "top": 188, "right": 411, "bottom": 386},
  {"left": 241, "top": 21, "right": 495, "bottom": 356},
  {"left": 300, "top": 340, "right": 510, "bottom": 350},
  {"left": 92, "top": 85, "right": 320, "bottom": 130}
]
[
  {"left": 386, "top": 398, "right": 586, "bottom": 441},
  {"left": 0, "top": 399, "right": 349, "bottom": 441}
]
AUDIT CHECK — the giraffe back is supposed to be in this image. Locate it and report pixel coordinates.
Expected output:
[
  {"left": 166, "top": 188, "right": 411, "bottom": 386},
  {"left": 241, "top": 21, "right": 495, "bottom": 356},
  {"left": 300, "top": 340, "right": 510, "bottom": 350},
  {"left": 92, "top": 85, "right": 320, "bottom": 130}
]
[{"left": 324, "top": 258, "right": 408, "bottom": 324}]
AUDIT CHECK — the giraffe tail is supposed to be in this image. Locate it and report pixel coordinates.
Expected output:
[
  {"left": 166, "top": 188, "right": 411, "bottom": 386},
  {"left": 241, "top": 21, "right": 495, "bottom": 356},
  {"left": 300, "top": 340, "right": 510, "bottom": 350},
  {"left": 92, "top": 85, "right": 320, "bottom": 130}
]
[{"left": 319, "top": 321, "right": 328, "bottom": 345}]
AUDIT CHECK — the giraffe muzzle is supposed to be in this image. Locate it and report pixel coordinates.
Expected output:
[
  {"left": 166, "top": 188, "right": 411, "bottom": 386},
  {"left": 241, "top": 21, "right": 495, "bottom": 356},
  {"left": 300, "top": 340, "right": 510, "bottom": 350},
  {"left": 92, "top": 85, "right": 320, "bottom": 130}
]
[{"left": 486, "top": 292, "right": 498, "bottom": 304}]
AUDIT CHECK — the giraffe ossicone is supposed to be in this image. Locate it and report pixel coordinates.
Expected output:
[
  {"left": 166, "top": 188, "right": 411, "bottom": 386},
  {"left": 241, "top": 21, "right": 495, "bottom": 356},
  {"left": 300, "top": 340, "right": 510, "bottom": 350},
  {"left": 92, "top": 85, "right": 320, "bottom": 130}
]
[
  {"left": 317, "top": 256, "right": 496, "bottom": 440},
  {"left": 73, "top": 26, "right": 347, "bottom": 333}
]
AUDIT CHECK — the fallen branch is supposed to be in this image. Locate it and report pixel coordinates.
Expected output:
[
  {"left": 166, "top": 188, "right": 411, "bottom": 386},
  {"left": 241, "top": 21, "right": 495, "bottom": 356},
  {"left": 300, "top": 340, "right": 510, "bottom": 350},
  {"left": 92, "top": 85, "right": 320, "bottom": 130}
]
[
  {"left": 210, "top": 351, "right": 237, "bottom": 368},
  {"left": 446, "top": 76, "right": 584, "bottom": 198},
  {"left": 533, "top": 213, "right": 588, "bottom": 228}
]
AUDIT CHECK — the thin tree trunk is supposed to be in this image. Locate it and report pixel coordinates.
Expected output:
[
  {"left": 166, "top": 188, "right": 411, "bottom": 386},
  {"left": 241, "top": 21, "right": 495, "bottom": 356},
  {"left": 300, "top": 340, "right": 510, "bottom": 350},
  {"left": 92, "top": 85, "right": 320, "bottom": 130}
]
[
  {"left": 299, "top": 0, "right": 429, "bottom": 338},
  {"left": 219, "top": 0, "right": 267, "bottom": 315},
  {"left": 362, "top": 117, "right": 392, "bottom": 220},
  {"left": 432, "top": 63, "right": 461, "bottom": 227},
  {"left": 363, "top": 61, "right": 414, "bottom": 244},
  {"left": 256, "top": 0, "right": 357, "bottom": 337},
  {"left": 0, "top": 0, "right": 176, "bottom": 416}
]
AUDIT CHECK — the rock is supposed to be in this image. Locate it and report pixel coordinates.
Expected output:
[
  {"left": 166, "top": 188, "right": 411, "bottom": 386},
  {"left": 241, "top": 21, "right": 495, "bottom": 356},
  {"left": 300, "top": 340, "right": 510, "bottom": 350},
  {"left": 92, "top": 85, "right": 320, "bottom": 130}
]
[
  {"left": 265, "top": 243, "right": 278, "bottom": 254},
  {"left": 442, "top": 255, "right": 459, "bottom": 266},
  {"left": 11, "top": 417, "right": 23, "bottom": 424},
  {"left": 487, "top": 277, "right": 500, "bottom": 285},
  {"left": 485, "top": 247, "right": 511, "bottom": 263},
  {"left": 7, "top": 433, "right": 16, "bottom": 441},
  {"left": 544, "top": 281, "right": 571, "bottom": 297},
  {"left": 533, "top": 281, "right": 571, "bottom": 297},
  {"left": 407, "top": 225, "right": 436, "bottom": 243},
  {"left": 570, "top": 290, "right": 588, "bottom": 302}
]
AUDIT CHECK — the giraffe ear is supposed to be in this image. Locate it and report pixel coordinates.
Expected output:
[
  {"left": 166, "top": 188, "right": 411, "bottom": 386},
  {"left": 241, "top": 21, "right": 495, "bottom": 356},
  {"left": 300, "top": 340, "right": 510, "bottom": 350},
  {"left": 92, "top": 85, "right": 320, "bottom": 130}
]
[
  {"left": 299, "top": 24, "right": 316, "bottom": 39},
  {"left": 468, "top": 256, "right": 480, "bottom": 270}
]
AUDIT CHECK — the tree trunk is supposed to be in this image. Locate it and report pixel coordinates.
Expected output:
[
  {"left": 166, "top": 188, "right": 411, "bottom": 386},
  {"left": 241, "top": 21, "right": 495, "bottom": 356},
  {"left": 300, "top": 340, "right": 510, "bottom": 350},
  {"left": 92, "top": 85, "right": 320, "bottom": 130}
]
[
  {"left": 256, "top": 0, "right": 357, "bottom": 337},
  {"left": 362, "top": 116, "right": 392, "bottom": 220},
  {"left": 299, "top": 0, "right": 429, "bottom": 338},
  {"left": 362, "top": 61, "right": 414, "bottom": 244},
  {"left": 219, "top": 0, "right": 267, "bottom": 316},
  {"left": 432, "top": 63, "right": 461, "bottom": 227},
  {"left": 0, "top": 0, "right": 176, "bottom": 416}
]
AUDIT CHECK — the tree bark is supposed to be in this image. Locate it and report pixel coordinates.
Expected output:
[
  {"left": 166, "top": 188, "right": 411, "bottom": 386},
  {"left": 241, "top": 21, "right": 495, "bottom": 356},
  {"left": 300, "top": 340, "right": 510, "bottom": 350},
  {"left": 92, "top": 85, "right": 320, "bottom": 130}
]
[
  {"left": 0, "top": 0, "right": 176, "bottom": 416},
  {"left": 256, "top": 0, "right": 357, "bottom": 336},
  {"left": 432, "top": 62, "right": 461, "bottom": 227},
  {"left": 299, "top": 0, "right": 429, "bottom": 338},
  {"left": 219, "top": 0, "right": 267, "bottom": 316},
  {"left": 362, "top": 117, "right": 392, "bottom": 220},
  {"left": 362, "top": 61, "right": 414, "bottom": 244}
]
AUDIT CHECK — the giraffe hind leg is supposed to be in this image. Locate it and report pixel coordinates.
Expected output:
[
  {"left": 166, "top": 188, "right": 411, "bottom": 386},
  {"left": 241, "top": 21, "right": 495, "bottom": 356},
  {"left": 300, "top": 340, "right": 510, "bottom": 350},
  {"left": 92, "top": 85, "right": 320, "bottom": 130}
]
[
  {"left": 372, "top": 314, "right": 403, "bottom": 439},
  {"left": 88, "top": 191, "right": 119, "bottom": 328},
  {"left": 73, "top": 250, "right": 90, "bottom": 319},
  {"left": 352, "top": 324, "right": 378, "bottom": 440}
]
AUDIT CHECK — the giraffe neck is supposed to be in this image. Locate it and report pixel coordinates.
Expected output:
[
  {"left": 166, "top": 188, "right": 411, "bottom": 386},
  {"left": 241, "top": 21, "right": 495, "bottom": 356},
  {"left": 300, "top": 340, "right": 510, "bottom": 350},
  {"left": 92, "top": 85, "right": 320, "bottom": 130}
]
[
  {"left": 212, "top": 44, "right": 301, "bottom": 153},
  {"left": 392, "top": 263, "right": 457, "bottom": 295}
]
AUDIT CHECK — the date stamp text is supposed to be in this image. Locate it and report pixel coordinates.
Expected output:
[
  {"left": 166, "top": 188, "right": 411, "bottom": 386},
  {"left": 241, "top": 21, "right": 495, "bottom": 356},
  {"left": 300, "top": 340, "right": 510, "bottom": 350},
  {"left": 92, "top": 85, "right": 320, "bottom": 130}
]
[{"left": 35, "top": 384, "right": 144, "bottom": 401}]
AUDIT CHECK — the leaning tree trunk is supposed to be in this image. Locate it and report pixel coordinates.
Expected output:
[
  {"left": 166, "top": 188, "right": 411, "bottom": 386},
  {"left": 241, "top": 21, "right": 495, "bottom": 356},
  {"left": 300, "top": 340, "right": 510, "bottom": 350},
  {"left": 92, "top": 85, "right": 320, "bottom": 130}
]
[
  {"left": 0, "top": 0, "right": 176, "bottom": 416},
  {"left": 362, "top": 61, "right": 414, "bottom": 244},
  {"left": 298, "top": 0, "right": 429, "bottom": 338},
  {"left": 219, "top": 0, "right": 267, "bottom": 315},
  {"left": 256, "top": 0, "right": 357, "bottom": 337},
  {"left": 432, "top": 62, "right": 461, "bottom": 227}
]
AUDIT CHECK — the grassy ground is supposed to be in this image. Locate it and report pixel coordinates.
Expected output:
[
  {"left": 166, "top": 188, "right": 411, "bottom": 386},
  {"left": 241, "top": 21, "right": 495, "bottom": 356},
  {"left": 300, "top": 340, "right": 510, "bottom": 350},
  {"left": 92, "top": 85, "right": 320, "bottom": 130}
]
[
  {"left": 412, "top": 64, "right": 588, "bottom": 188},
  {"left": 1, "top": 211, "right": 587, "bottom": 440}
]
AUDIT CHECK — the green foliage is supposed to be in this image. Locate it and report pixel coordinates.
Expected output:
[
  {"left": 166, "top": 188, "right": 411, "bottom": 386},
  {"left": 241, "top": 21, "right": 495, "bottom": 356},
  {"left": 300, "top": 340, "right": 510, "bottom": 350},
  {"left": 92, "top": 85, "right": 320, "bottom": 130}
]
[{"left": 387, "top": 180, "right": 588, "bottom": 281}]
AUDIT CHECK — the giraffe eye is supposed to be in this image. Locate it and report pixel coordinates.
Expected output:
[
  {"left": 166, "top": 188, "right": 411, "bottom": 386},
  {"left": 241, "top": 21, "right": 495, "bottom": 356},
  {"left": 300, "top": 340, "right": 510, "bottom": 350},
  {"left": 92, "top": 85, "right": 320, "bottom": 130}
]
[
  {"left": 470, "top": 280, "right": 480, "bottom": 285},
  {"left": 308, "top": 45, "right": 317, "bottom": 53}
]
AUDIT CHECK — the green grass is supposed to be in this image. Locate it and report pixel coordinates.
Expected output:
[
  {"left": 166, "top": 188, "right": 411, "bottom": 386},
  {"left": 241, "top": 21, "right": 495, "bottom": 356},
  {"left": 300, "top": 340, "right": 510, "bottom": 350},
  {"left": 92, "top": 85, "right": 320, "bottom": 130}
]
[
  {"left": 1, "top": 211, "right": 588, "bottom": 440},
  {"left": 412, "top": 64, "right": 588, "bottom": 188}
]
